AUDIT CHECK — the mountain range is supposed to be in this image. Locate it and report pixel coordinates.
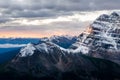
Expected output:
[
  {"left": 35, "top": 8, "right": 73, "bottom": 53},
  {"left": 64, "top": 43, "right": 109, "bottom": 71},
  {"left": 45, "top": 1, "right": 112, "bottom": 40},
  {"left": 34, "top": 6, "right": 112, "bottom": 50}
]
[{"left": 0, "top": 12, "right": 120, "bottom": 80}]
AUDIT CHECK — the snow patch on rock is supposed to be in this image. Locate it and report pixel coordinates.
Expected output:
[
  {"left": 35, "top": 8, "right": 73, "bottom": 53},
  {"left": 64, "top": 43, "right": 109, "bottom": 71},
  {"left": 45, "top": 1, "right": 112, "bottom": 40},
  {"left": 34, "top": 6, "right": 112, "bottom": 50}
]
[{"left": 19, "top": 43, "right": 36, "bottom": 57}]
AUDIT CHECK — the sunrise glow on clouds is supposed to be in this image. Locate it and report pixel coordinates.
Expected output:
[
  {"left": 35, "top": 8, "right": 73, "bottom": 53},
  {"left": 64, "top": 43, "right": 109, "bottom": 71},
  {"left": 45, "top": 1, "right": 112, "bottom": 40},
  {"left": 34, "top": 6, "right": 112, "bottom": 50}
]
[
  {"left": 0, "top": 10, "right": 119, "bottom": 37},
  {"left": 0, "top": 0, "right": 120, "bottom": 38},
  {"left": 0, "top": 10, "right": 119, "bottom": 38}
]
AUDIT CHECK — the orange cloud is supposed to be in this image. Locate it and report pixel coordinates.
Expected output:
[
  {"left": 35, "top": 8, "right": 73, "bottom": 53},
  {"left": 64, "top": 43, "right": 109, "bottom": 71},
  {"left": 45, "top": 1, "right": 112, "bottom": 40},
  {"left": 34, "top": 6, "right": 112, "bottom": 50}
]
[{"left": 0, "top": 29, "right": 83, "bottom": 38}]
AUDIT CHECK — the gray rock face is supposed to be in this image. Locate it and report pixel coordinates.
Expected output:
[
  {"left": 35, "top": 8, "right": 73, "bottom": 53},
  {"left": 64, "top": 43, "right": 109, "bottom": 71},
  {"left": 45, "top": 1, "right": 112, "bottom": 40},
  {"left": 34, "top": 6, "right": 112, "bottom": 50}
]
[{"left": 71, "top": 12, "right": 120, "bottom": 64}]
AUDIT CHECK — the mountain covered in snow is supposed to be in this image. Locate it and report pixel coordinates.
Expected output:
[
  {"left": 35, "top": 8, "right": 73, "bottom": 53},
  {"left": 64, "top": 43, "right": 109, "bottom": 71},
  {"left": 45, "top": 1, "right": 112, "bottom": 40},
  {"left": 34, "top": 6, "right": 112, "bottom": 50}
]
[
  {"left": 1, "top": 12, "right": 120, "bottom": 80},
  {"left": 3, "top": 41, "right": 120, "bottom": 80},
  {"left": 0, "top": 35, "right": 77, "bottom": 64},
  {"left": 71, "top": 11, "right": 120, "bottom": 64}
]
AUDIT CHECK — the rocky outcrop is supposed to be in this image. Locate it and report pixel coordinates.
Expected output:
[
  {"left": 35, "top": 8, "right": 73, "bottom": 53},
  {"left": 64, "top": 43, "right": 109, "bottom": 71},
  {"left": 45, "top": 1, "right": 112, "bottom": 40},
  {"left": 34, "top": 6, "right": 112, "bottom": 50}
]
[{"left": 71, "top": 12, "right": 120, "bottom": 64}]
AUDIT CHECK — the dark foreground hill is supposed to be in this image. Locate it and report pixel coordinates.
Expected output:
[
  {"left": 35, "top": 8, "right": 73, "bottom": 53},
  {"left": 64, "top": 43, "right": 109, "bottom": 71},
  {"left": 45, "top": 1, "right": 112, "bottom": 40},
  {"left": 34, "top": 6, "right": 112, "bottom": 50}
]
[{"left": 0, "top": 42, "right": 120, "bottom": 80}]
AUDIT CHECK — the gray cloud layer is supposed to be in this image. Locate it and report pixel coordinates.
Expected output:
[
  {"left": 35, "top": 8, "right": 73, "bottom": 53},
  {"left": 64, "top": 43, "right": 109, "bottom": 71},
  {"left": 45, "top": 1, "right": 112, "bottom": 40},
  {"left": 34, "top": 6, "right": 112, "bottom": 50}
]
[
  {"left": 0, "top": 0, "right": 120, "bottom": 37},
  {"left": 0, "top": 0, "right": 120, "bottom": 19}
]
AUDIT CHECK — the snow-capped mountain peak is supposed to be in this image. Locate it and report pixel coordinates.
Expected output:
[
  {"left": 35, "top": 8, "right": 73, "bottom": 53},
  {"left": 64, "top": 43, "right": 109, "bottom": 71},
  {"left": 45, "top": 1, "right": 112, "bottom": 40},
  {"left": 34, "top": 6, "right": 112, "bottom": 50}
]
[
  {"left": 19, "top": 39, "right": 90, "bottom": 58},
  {"left": 35, "top": 42, "right": 62, "bottom": 53},
  {"left": 19, "top": 43, "right": 36, "bottom": 57},
  {"left": 35, "top": 43, "right": 49, "bottom": 53},
  {"left": 17, "top": 11, "right": 120, "bottom": 64},
  {"left": 110, "top": 11, "right": 120, "bottom": 17},
  {"left": 19, "top": 41, "right": 67, "bottom": 57},
  {"left": 69, "top": 11, "right": 120, "bottom": 64}
]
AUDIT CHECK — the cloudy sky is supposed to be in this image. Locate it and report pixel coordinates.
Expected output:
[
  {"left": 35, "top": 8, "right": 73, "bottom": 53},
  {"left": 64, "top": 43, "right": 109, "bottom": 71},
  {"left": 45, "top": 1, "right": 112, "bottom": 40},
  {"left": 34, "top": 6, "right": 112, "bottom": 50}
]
[{"left": 0, "top": 0, "right": 120, "bottom": 38}]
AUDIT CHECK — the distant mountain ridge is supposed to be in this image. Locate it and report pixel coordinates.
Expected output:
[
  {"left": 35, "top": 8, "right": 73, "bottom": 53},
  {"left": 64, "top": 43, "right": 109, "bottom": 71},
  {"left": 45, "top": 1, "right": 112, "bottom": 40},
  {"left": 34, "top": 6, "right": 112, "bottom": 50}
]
[
  {"left": 0, "top": 35, "right": 77, "bottom": 63},
  {"left": 0, "top": 38, "right": 40, "bottom": 44},
  {"left": 0, "top": 35, "right": 77, "bottom": 49},
  {"left": 39, "top": 35, "right": 77, "bottom": 48}
]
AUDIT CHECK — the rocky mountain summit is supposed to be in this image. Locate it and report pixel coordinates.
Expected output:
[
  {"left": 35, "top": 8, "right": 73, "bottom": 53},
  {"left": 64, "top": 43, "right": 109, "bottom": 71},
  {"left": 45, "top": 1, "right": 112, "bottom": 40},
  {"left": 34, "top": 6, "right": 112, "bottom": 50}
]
[{"left": 71, "top": 11, "right": 120, "bottom": 64}]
